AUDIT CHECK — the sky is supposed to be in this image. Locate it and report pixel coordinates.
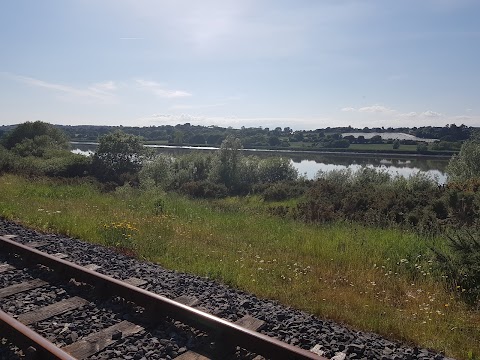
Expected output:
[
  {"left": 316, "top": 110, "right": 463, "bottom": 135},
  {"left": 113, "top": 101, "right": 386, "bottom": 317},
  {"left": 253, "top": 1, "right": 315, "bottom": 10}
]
[{"left": 0, "top": 0, "right": 479, "bottom": 130}]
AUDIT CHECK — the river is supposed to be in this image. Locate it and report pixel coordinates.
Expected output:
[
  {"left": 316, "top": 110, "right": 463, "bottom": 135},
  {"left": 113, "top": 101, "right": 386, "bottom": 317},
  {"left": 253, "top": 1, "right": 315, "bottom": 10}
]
[{"left": 71, "top": 142, "right": 450, "bottom": 184}]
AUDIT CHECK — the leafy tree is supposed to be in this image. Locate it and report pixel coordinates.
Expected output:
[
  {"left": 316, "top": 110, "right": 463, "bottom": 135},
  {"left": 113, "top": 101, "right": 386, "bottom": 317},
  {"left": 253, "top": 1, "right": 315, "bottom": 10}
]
[
  {"left": 209, "top": 135, "right": 242, "bottom": 188},
  {"left": 416, "top": 142, "right": 428, "bottom": 154},
  {"left": 92, "top": 131, "right": 152, "bottom": 183},
  {"left": 173, "top": 131, "right": 184, "bottom": 144},
  {"left": 369, "top": 135, "right": 383, "bottom": 144},
  {"left": 189, "top": 134, "right": 206, "bottom": 145},
  {"left": 2, "top": 121, "right": 69, "bottom": 156},
  {"left": 357, "top": 135, "right": 366, "bottom": 144},
  {"left": 446, "top": 138, "right": 480, "bottom": 182},
  {"left": 206, "top": 134, "right": 224, "bottom": 145},
  {"left": 268, "top": 136, "right": 281, "bottom": 147},
  {"left": 392, "top": 139, "right": 400, "bottom": 149},
  {"left": 293, "top": 132, "right": 304, "bottom": 142}
]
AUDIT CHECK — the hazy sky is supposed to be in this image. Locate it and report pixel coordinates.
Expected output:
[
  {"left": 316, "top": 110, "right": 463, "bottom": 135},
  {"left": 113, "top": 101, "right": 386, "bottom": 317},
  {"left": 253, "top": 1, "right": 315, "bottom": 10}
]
[{"left": 1, "top": 0, "right": 479, "bottom": 130}]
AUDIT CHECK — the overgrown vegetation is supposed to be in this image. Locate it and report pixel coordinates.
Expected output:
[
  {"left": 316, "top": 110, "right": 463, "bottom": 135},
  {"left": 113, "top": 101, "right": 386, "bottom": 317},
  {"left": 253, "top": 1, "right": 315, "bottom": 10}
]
[
  {"left": 139, "top": 135, "right": 298, "bottom": 196},
  {"left": 1, "top": 121, "right": 480, "bottom": 359},
  {"left": 0, "top": 121, "right": 91, "bottom": 178},
  {"left": 0, "top": 175, "right": 478, "bottom": 359}
]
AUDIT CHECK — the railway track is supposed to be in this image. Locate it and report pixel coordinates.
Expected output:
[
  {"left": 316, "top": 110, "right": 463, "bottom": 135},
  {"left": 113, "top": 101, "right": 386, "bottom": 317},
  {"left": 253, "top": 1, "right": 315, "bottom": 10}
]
[
  {"left": 0, "top": 220, "right": 454, "bottom": 360},
  {"left": 0, "top": 234, "right": 323, "bottom": 359}
]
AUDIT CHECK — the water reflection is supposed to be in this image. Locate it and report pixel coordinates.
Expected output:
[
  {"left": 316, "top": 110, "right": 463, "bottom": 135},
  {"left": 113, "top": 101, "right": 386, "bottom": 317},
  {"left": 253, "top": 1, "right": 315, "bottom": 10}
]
[
  {"left": 294, "top": 160, "right": 446, "bottom": 183},
  {"left": 71, "top": 143, "right": 449, "bottom": 183}
]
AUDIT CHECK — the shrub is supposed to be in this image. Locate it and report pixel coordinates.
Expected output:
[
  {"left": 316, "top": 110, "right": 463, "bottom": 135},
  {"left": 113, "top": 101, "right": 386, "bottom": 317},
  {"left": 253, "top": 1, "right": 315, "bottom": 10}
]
[
  {"left": 179, "top": 181, "right": 228, "bottom": 199},
  {"left": 297, "top": 168, "right": 447, "bottom": 231},
  {"left": 0, "top": 146, "right": 15, "bottom": 174},
  {"left": 42, "top": 153, "right": 92, "bottom": 177},
  {"left": 257, "top": 157, "right": 298, "bottom": 183},
  {"left": 446, "top": 138, "right": 480, "bottom": 182},
  {"left": 262, "top": 180, "right": 309, "bottom": 201},
  {"left": 139, "top": 154, "right": 174, "bottom": 188},
  {"left": 434, "top": 230, "right": 480, "bottom": 305},
  {"left": 417, "top": 142, "right": 429, "bottom": 153}
]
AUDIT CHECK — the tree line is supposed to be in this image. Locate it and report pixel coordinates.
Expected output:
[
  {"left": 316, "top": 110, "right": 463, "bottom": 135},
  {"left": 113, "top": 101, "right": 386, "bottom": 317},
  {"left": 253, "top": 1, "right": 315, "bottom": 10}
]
[{"left": 1, "top": 122, "right": 475, "bottom": 149}]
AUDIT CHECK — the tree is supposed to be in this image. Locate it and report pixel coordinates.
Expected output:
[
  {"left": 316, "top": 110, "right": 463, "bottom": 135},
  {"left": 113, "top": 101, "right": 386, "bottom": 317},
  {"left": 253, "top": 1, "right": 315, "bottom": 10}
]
[
  {"left": 174, "top": 131, "right": 184, "bottom": 144},
  {"left": 293, "top": 132, "right": 304, "bottom": 142},
  {"left": 209, "top": 135, "right": 242, "bottom": 188},
  {"left": 92, "top": 131, "right": 151, "bottom": 183},
  {"left": 446, "top": 138, "right": 480, "bottom": 182},
  {"left": 392, "top": 139, "right": 400, "bottom": 149},
  {"left": 416, "top": 142, "right": 428, "bottom": 154},
  {"left": 189, "top": 134, "right": 206, "bottom": 145},
  {"left": 2, "top": 121, "right": 69, "bottom": 156},
  {"left": 268, "top": 136, "right": 281, "bottom": 147}
]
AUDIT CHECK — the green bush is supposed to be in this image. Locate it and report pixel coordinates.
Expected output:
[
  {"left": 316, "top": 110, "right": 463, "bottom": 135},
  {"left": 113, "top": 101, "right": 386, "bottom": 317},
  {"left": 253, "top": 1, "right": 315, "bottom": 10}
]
[
  {"left": 446, "top": 138, "right": 480, "bottom": 182},
  {"left": 0, "top": 146, "right": 15, "bottom": 174},
  {"left": 139, "top": 154, "right": 174, "bottom": 188},
  {"left": 434, "top": 231, "right": 480, "bottom": 305},
  {"left": 179, "top": 180, "right": 228, "bottom": 199},
  {"left": 297, "top": 168, "right": 446, "bottom": 230},
  {"left": 257, "top": 157, "right": 298, "bottom": 183},
  {"left": 261, "top": 180, "right": 309, "bottom": 201}
]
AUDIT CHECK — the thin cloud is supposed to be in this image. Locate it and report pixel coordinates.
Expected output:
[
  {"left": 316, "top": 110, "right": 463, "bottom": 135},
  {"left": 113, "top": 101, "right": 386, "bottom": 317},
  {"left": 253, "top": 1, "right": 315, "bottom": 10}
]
[
  {"left": 11, "top": 74, "right": 117, "bottom": 103},
  {"left": 400, "top": 112, "right": 418, "bottom": 117},
  {"left": 119, "top": 37, "right": 144, "bottom": 40},
  {"left": 421, "top": 110, "right": 443, "bottom": 117},
  {"left": 92, "top": 81, "right": 117, "bottom": 91},
  {"left": 135, "top": 79, "right": 192, "bottom": 98},
  {"left": 342, "top": 105, "right": 395, "bottom": 114},
  {"left": 399, "top": 111, "right": 444, "bottom": 119},
  {"left": 137, "top": 113, "right": 333, "bottom": 130},
  {"left": 358, "top": 105, "right": 395, "bottom": 113},
  {"left": 343, "top": 104, "right": 445, "bottom": 119}
]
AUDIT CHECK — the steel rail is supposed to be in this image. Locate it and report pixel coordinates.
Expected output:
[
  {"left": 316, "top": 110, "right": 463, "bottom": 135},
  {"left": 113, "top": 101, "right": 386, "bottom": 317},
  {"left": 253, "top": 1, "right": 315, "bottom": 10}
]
[
  {"left": 0, "top": 309, "right": 77, "bottom": 360},
  {"left": 0, "top": 236, "right": 324, "bottom": 360}
]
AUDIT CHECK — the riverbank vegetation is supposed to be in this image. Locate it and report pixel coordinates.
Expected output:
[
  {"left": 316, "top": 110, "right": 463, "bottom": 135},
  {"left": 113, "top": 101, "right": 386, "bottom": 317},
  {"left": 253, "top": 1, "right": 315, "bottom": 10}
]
[{"left": 1, "top": 121, "right": 480, "bottom": 359}]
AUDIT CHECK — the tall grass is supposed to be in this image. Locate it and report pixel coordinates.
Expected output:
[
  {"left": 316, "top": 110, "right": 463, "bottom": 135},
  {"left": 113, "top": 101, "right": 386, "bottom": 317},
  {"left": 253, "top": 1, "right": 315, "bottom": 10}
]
[{"left": 0, "top": 174, "right": 478, "bottom": 359}]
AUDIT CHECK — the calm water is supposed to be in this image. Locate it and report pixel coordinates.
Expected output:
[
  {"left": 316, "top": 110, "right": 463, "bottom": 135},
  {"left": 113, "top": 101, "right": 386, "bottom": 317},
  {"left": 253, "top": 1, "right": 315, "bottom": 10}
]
[{"left": 71, "top": 143, "right": 450, "bottom": 183}]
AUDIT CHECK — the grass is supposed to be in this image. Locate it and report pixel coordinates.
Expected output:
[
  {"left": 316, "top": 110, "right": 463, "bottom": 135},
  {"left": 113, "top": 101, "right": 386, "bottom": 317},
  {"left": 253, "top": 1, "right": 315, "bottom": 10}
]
[
  {"left": 0, "top": 174, "right": 478, "bottom": 359},
  {"left": 348, "top": 144, "right": 418, "bottom": 152}
]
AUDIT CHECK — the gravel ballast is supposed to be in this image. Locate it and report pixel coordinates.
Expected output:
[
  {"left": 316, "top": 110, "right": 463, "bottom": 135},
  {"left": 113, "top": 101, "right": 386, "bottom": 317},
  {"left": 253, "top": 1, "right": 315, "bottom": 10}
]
[{"left": 0, "top": 219, "right": 454, "bottom": 360}]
